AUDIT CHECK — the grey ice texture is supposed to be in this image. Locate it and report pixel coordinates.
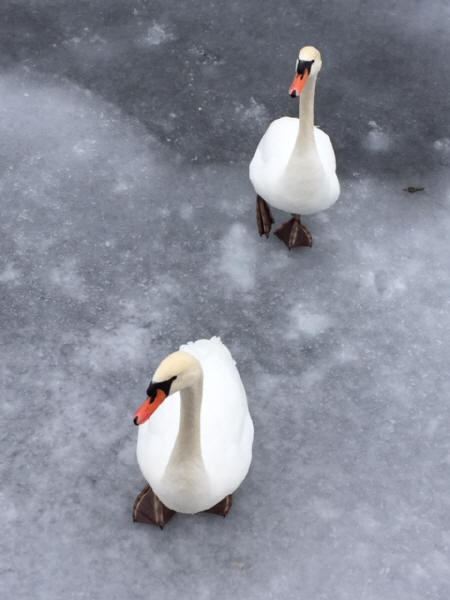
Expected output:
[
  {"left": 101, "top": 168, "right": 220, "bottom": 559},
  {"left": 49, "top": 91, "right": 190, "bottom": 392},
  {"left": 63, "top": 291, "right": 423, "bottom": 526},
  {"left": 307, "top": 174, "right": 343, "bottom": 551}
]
[{"left": 1, "top": 1, "right": 450, "bottom": 599}]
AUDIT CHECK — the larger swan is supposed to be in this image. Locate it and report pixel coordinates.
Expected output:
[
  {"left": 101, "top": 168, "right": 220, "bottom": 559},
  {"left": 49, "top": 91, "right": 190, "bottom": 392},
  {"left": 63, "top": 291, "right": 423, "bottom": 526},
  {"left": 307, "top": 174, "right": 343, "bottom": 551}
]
[
  {"left": 249, "top": 46, "right": 340, "bottom": 248},
  {"left": 132, "top": 337, "right": 254, "bottom": 528}
]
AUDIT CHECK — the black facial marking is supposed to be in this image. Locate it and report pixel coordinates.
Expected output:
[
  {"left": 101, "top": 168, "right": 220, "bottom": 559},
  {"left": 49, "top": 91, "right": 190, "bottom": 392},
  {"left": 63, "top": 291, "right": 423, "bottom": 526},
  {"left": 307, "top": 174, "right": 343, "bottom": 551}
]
[
  {"left": 146, "top": 376, "right": 177, "bottom": 401},
  {"left": 296, "top": 59, "right": 314, "bottom": 78}
]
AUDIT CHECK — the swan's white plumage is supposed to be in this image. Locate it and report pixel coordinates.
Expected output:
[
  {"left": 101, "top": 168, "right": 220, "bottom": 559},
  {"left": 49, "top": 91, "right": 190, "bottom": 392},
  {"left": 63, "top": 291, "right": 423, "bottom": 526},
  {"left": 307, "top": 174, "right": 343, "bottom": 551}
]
[
  {"left": 250, "top": 116, "right": 340, "bottom": 215},
  {"left": 136, "top": 337, "right": 254, "bottom": 513}
]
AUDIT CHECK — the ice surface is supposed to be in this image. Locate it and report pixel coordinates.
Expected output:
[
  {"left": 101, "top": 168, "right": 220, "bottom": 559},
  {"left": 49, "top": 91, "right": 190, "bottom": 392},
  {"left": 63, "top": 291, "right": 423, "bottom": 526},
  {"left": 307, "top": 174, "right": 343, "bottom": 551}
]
[
  {"left": 364, "top": 122, "right": 391, "bottom": 153},
  {"left": 1, "top": 1, "right": 450, "bottom": 599}
]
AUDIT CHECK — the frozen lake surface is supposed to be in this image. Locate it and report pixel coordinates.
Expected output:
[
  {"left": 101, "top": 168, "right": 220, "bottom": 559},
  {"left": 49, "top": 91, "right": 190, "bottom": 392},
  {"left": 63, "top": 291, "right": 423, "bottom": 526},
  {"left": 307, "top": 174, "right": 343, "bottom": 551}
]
[{"left": 1, "top": 1, "right": 450, "bottom": 599}]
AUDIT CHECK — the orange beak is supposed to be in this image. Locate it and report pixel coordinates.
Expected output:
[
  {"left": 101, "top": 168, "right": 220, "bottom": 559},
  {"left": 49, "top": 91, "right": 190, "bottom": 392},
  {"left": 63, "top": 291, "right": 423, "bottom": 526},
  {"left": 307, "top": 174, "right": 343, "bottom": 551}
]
[
  {"left": 133, "top": 388, "right": 167, "bottom": 425},
  {"left": 289, "top": 71, "right": 309, "bottom": 97}
]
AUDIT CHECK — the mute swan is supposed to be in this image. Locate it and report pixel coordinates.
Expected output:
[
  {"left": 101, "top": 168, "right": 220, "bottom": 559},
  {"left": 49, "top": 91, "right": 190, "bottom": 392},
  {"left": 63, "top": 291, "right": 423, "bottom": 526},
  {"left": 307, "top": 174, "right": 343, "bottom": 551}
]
[
  {"left": 249, "top": 46, "right": 340, "bottom": 248},
  {"left": 132, "top": 337, "right": 254, "bottom": 528}
]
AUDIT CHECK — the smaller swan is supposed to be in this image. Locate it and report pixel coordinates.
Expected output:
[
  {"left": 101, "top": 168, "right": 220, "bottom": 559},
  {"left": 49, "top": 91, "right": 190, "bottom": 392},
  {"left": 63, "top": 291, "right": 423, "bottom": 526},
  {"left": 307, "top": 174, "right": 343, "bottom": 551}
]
[
  {"left": 250, "top": 46, "right": 340, "bottom": 249},
  {"left": 132, "top": 337, "right": 254, "bottom": 528}
]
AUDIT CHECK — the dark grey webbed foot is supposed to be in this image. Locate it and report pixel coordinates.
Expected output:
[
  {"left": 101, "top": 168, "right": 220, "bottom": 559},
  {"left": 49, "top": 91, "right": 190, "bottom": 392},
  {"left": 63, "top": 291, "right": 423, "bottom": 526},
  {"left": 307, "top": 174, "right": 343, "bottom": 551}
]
[
  {"left": 133, "top": 484, "right": 176, "bottom": 528},
  {"left": 275, "top": 214, "right": 313, "bottom": 249},
  {"left": 256, "top": 195, "right": 274, "bottom": 238},
  {"left": 204, "top": 495, "right": 233, "bottom": 517}
]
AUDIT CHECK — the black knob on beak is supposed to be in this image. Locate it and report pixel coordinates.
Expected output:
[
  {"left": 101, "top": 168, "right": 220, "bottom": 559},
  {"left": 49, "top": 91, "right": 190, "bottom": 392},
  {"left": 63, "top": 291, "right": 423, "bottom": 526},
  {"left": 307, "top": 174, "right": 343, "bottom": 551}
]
[
  {"left": 133, "top": 416, "right": 139, "bottom": 426},
  {"left": 297, "top": 59, "right": 314, "bottom": 76}
]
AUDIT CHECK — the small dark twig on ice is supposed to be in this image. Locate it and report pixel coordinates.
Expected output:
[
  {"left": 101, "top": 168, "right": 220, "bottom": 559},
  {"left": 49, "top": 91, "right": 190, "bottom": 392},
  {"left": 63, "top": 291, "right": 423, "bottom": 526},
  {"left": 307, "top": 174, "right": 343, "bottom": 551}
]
[{"left": 403, "top": 186, "right": 425, "bottom": 193}]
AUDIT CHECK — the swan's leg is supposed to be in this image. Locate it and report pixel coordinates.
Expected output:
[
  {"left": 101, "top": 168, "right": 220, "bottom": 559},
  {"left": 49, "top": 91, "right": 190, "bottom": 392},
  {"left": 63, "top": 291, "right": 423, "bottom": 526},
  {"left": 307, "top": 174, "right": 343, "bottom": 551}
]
[
  {"left": 204, "top": 495, "right": 233, "bottom": 517},
  {"left": 133, "top": 484, "right": 176, "bottom": 529},
  {"left": 275, "top": 214, "right": 313, "bottom": 249},
  {"left": 256, "top": 195, "right": 274, "bottom": 238}
]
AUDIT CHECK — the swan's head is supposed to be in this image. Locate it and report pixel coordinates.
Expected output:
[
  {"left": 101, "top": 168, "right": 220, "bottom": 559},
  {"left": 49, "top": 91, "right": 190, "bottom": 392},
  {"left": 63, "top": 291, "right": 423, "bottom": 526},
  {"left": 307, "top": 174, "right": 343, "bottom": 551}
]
[
  {"left": 289, "top": 46, "right": 322, "bottom": 97},
  {"left": 133, "top": 351, "right": 202, "bottom": 426}
]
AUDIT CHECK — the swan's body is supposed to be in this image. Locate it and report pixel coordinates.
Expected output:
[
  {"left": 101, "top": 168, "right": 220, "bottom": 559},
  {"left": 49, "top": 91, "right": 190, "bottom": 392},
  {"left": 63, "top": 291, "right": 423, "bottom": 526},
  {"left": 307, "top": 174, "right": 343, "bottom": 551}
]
[
  {"left": 250, "top": 117, "right": 339, "bottom": 215},
  {"left": 250, "top": 46, "right": 340, "bottom": 247},
  {"left": 135, "top": 337, "right": 254, "bottom": 515}
]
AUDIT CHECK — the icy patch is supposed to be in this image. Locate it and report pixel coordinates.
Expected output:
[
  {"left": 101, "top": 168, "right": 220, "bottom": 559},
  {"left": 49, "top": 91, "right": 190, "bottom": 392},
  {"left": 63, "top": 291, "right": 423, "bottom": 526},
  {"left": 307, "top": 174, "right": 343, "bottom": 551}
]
[
  {"left": 359, "top": 269, "right": 376, "bottom": 291},
  {"left": 74, "top": 323, "right": 149, "bottom": 373},
  {"left": 117, "top": 441, "right": 136, "bottom": 466},
  {"left": 62, "top": 32, "right": 113, "bottom": 61},
  {"left": 72, "top": 138, "right": 98, "bottom": 158},
  {"left": 433, "top": 137, "right": 450, "bottom": 153},
  {"left": 113, "top": 179, "right": 129, "bottom": 193},
  {"left": 0, "top": 492, "right": 18, "bottom": 524},
  {"left": 139, "top": 22, "right": 174, "bottom": 47},
  {"left": 375, "top": 273, "right": 407, "bottom": 299},
  {"left": 364, "top": 121, "right": 391, "bottom": 152},
  {"left": 315, "top": 211, "right": 330, "bottom": 224},
  {"left": 0, "top": 264, "right": 20, "bottom": 283},
  {"left": 235, "top": 97, "right": 268, "bottom": 127},
  {"left": 188, "top": 44, "right": 224, "bottom": 66},
  {"left": 180, "top": 203, "right": 194, "bottom": 220},
  {"left": 433, "top": 138, "right": 450, "bottom": 165},
  {"left": 335, "top": 343, "right": 359, "bottom": 363},
  {"left": 425, "top": 417, "right": 442, "bottom": 438},
  {"left": 299, "top": 365, "right": 328, "bottom": 390},
  {"left": 286, "top": 305, "right": 332, "bottom": 338},
  {"left": 49, "top": 259, "right": 87, "bottom": 302},
  {"left": 359, "top": 269, "right": 407, "bottom": 299},
  {"left": 353, "top": 504, "right": 380, "bottom": 534},
  {"left": 218, "top": 223, "right": 256, "bottom": 292},
  {"left": 312, "top": 496, "right": 343, "bottom": 521}
]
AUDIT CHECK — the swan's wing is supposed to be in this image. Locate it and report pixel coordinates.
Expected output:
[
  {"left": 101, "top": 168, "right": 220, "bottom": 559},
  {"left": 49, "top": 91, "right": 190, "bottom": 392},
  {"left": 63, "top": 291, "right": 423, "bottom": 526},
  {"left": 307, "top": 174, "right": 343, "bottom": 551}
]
[
  {"left": 180, "top": 336, "right": 234, "bottom": 365},
  {"left": 184, "top": 338, "right": 253, "bottom": 495},
  {"left": 314, "top": 127, "right": 337, "bottom": 173},
  {"left": 250, "top": 117, "right": 298, "bottom": 178}
]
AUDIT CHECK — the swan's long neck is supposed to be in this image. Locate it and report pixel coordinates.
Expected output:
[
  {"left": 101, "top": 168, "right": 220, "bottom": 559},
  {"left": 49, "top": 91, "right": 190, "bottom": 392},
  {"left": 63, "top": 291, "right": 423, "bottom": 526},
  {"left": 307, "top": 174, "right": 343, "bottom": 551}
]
[
  {"left": 295, "top": 74, "right": 317, "bottom": 153},
  {"left": 166, "top": 377, "right": 205, "bottom": 471}
]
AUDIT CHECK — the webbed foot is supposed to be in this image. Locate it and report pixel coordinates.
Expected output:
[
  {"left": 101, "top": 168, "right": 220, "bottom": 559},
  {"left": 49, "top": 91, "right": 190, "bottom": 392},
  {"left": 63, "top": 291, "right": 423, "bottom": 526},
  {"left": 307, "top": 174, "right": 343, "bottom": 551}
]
[
  {"left": 274, "top": 214, "right": 313, "bottom": 249},
  {"left": 133, "top": 485, "right": 175, "bottom": 529},
  {"left": 256, "top": 195, "right": 274, "bottom": 238},
  {"left": 205, "top": 495, "right": 233, "bottom": 517}
]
